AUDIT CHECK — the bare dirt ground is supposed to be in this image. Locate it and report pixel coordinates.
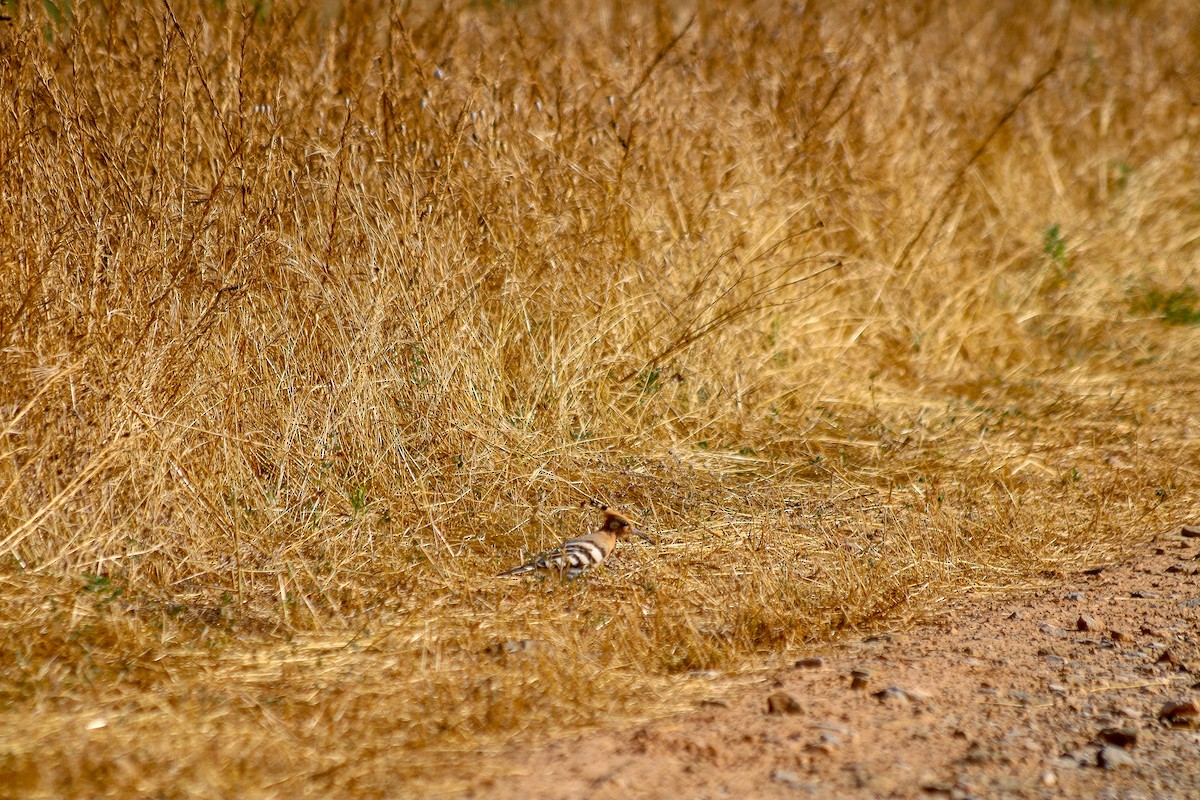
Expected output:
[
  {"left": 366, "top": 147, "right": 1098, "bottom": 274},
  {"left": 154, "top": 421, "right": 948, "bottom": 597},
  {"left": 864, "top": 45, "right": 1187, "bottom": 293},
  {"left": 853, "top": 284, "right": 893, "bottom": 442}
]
[{"left": 472, "top": 526, "right": 1200, "bottom": 800}]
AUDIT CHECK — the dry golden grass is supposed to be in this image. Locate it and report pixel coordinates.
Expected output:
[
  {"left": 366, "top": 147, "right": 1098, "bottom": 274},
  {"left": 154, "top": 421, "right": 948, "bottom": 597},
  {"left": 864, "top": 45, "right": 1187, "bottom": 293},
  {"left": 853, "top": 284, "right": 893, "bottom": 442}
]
[{"left": 2, "top": 0, "right": 1200, "bottom": 796}]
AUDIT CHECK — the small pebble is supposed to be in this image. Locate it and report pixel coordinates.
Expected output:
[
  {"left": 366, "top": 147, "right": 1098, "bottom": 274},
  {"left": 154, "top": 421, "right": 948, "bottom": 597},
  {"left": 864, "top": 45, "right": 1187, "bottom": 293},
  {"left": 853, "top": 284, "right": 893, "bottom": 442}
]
[
  {"left": 903, "top": 686, "right": 932, "bottom": 704},
  {"left": 766, "top": 691, "right": 803, "bottom": 715},
  {"left": 871, "top": 686, "right": 911, "bottom": 706},
  {"left": 918, "top": 775, "right": 953, "bottom": 793},
  {"left": 1098, "top": 745, "right": 1135, "bottom": 770},
  {"left": 1158, "top": 698, "right": 1199, "bottom": 727}
]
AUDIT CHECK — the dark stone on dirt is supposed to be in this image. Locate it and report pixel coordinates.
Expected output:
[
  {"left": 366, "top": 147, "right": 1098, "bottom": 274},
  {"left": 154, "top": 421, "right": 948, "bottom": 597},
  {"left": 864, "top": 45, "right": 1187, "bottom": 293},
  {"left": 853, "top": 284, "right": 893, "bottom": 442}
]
[
  {"left": 1156, "top": 649, "right": 1179, "bottom": 666},
  {"left": 850, "top": 669, "right": 871, "bottom": 690},
  {"left": 1158, "top": 698, "right": 1199, "bottom": 727},
  {"left": 1181, "top": 525, "right": 1200, "bottom": 538},
  {"left": 795, "top": 657, "right": 825, "bottom": 669},
  {"left": 872, "top": 686, "right": 911, "bottom": 706},
  {"left": 1098, "top": 727, "right": 1138, "bottom": 748},
  {"left": 1076, "top": 614, "right": 1102, "bottom": 632},
  {"left": 918, "top": 775, "right": 953, "bottom": 793},
  {"left": 766, "top": 691, "right": 803, "bottom": 715}
]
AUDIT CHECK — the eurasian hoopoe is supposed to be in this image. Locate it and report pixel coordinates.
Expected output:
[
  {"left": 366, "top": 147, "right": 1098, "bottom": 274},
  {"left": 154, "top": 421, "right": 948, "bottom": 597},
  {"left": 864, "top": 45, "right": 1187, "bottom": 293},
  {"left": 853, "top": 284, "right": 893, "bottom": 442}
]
[{"left": 498, "top": 507, "right": 651, "bottom": 579}]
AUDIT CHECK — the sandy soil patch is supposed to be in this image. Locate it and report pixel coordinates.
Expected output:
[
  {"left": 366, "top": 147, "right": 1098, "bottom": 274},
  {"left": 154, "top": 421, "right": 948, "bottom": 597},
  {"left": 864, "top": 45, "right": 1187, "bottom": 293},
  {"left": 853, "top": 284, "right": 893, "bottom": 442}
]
[{"left": 476, "top": 526, "right": 1200, "bottom": 799}]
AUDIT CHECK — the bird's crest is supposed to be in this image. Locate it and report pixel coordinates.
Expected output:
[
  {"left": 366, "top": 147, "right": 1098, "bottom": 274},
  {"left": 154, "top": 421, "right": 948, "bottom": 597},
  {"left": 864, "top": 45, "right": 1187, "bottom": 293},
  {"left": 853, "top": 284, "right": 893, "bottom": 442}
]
[{"left": 588, "top": 502, "right": 652, "bottom": 542}]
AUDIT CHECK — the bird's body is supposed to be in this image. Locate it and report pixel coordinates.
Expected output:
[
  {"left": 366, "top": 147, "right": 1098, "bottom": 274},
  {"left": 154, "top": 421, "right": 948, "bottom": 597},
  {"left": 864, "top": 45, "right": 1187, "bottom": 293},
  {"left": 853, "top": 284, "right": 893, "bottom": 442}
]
[{"left": 498, "top": 507, "right": 650, "bottom": 579}]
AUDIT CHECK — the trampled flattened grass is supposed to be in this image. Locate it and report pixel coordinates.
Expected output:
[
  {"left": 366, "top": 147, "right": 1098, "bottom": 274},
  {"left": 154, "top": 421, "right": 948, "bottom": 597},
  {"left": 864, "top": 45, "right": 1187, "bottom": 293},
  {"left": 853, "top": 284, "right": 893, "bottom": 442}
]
[{"left": 1, "top": 0, "right": 1199, "bottom": 795}]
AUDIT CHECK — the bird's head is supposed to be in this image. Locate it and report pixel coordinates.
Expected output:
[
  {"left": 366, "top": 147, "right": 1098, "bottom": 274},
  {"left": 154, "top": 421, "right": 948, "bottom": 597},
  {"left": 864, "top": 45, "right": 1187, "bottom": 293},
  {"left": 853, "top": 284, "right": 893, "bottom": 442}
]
[{"left": 599, "top": 507, "right": 653, "bottom": 543}]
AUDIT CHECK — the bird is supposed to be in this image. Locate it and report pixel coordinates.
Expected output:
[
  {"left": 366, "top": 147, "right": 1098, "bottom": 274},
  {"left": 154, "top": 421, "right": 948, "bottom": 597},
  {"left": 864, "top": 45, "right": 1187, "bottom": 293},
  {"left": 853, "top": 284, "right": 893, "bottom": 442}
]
[{"left": 498, "top": 506, "right": 652, "bottom": 579}]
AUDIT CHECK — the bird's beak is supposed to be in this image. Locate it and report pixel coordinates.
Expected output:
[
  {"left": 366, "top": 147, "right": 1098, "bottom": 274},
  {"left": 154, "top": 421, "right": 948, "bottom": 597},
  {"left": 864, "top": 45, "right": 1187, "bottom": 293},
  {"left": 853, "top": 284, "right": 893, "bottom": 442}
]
[{"left": 632, "top": 527, "right": 654, "bottom": 544}]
